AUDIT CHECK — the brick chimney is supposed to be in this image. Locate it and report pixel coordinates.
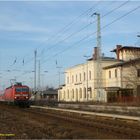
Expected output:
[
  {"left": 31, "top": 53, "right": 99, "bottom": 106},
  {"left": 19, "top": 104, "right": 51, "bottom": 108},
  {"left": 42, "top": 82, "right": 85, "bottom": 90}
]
[
  {"left": 93, "top": 47, "right": 98, "bottom": 60},
  {"left": 116, "top": 45, "right": 122, "bottom": 60}
]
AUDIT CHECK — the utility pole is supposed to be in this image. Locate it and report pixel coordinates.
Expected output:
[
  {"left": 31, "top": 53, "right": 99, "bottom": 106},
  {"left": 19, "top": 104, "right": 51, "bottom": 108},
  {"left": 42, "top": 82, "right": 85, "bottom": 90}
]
[
  {"left": 38, "top": 60, "right": 41, "bottom": 91},
  {"left": 57, "top": 66, "right": 62, "bottom": 88},
  {"left": 92, "top": 12, "right": 103, "bottom": 101},
  {"left": 34, "top": 50, "right": 37, "bottom": 94}
]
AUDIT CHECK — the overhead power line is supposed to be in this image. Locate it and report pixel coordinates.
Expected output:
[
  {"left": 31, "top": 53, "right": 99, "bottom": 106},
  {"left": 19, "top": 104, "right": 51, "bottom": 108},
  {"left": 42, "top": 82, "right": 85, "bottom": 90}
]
[
  {"left": 12, "top": 2, "right": 102, "bottom": 80},
  {"left": 38, "top": 1, "right": 130, "bottom": 59},
  {"left": 8, "top": 1, "right": 102, "bottom": 72},
  {"left": 15, "top": 1, "right": 133, "bottom": 80},
  {"left": 15, "top": 2, "right": 138, "bottom": 80},
  {"left": 49, "top": 1, "right": 102, "bottom": 38},
  {"left": 41, "top": 5, "right": 140, "bottom": 65},
  {"left": 37, "top": 1, "right": 103, "bottom": 56}
]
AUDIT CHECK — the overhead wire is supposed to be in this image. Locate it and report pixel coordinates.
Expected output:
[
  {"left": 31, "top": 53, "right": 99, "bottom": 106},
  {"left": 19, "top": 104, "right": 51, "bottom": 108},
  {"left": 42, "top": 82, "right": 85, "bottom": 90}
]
[
  {"left": 15, "top": 2, "right": 140, "bottom": 82},
  {"left": 40, "top": 1, "right": 131, "bottom": 64},
  {"left": 13, "top": 1, "right": 102, "bottom": 80},
  {"left": 41, "top": 5, "right": 140, "bottom": 65},
  {"left": 16, "top": 1, "right": 132, "bottom": 80},
  {"left": 39, "top": 1, "right": 130, "bottom": 61},
  {"left": 21, "top": 2, "right": 102, "bottom": 59},
  {"left": 8, "top": 1, "right": 102, "bottom": 73},
  {"left": 37, "top": 1, "right": 118, "bottom": 57}
]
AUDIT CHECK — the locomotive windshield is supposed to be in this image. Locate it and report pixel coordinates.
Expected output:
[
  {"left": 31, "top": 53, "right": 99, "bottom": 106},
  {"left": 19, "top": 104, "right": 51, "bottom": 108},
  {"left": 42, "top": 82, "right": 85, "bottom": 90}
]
[{"left": 15, "top": 88, "right": 29, "bottom": 92}]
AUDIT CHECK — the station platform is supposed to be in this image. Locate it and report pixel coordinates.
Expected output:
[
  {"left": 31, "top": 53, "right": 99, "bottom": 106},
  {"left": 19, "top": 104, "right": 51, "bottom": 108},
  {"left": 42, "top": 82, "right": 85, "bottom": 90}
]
[{"left": 31, "top": 105, "right": 140, "bottom": 122}]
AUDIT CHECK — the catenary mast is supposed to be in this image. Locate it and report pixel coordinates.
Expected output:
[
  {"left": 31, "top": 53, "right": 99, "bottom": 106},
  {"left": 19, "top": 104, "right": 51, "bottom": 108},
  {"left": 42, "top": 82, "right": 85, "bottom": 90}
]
[{"left": 92, "top": 13, "right": 103, "bottom": 101}]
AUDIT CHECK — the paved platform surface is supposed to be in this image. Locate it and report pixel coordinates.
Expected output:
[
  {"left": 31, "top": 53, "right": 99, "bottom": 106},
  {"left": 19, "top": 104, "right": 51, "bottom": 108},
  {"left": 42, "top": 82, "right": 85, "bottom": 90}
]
[{"left": 32, "top": 105, "right": 140, "bottom": 121}]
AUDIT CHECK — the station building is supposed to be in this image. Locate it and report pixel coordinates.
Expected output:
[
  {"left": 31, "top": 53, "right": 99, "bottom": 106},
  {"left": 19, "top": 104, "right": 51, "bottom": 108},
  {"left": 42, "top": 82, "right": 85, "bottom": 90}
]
[
  {"left": 104, "top": 45, "right": 140, "bottom": 102},
  {"left": 58, "top": 45, "right": 140, "bottom": 103}
]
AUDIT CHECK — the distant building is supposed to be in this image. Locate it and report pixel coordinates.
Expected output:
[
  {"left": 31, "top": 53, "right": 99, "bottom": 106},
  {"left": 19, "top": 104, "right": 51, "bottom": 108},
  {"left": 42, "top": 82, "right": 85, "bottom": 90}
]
[
  {"left": 58, "top": 45, "right": 140, "bottom": 103},
  {"left": 35, "top": 88, "right": 58, "bottom": 101},
  {"left": 41, "top": 88, "right": 58, "bottom": 101}
]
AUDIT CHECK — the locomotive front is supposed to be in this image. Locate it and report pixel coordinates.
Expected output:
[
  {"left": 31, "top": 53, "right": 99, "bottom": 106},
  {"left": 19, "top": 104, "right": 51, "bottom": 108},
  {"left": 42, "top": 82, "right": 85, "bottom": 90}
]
[{"left": 14, "top": 85, "right": 30, "bottom": 107}]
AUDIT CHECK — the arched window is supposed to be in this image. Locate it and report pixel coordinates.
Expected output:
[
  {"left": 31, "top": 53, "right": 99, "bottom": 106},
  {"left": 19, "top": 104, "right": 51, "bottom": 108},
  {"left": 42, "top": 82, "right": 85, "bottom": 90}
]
[
  {"left": 72, "top": 89, "right": 74, "bottom": 99},
  {"left": 76, "top": 88, "right": 78, "bottom": 101},
  {"left": 89, "top": 71, "right": 91, "bottom": 80},
  {"left": 72, "top": 75, "right": 74, "bottom": 83},
  {"left": 115, "top": 69, "right": 117, "bottom": 78},
  {"left": 79, "top": 73, "right": 81, "bottom": 81},
  {"left": 76, "top": 74, "right": 77, "bottom": 82},
  {"left": 79, "top": 88, "right": 82, "bottom": 98},
  {"left": 84, "top": 87, "right": 86, "bottom": 98},
  {"left": 67, "top": 76, "right": 69, "bottom": 84},
  {"left": 63, "top": 91, "right": 65, "bottom": 100},
  {"left": 109, "top": 70, "right": 111, "bottom": 78},
  {"left": 67, "top": 89, "right": 69, "bottom": 99},
  {"left": 89, "top": 87, "right": 92, "bottom": 98},
  {"left": 84, "top": 72, "right": 86, "bottom": 81}
]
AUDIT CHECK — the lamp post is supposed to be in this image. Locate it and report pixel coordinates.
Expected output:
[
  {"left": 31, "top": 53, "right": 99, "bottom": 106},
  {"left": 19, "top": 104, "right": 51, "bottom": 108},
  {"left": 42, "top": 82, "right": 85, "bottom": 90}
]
[{"left": 84, "top": 55, "right": 90, "bottom": 101}]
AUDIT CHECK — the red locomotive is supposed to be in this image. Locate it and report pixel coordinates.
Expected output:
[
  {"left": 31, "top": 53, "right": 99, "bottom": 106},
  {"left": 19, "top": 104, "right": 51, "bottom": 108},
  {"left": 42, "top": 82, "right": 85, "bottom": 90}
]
[{"left": 2, "top": 82, "right": 30, "bottom": 107}]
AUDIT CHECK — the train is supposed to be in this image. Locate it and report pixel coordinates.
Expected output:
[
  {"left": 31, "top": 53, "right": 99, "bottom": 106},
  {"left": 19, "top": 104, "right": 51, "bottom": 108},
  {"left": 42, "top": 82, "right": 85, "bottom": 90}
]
[{"left": 0, "top": 82, "right": 30, "bottom": 107}]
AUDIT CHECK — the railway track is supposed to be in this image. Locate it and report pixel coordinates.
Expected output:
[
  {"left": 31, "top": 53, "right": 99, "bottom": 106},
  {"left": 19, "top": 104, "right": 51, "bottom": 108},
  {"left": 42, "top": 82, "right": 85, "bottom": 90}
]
[{"left": 24, "top": 107, "right": 140, "bottom": 139}]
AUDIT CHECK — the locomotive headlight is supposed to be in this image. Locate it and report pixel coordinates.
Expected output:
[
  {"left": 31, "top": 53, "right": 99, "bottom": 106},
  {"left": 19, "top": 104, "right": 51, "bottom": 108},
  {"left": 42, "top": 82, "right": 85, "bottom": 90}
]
[{"left": 14, "top": 96, "right": 17, "bottom": 99}]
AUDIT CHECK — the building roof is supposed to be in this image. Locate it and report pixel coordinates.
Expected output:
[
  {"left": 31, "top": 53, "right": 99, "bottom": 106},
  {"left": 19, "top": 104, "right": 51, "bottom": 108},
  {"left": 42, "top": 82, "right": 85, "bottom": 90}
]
[
  {"left": 42, "top": 90, "right": 58, "bottom": 95},
  {"left": 111, "top": 46, "right": 140, "bottom": 52},
  {"left": 88, "top": 56, "right": 118, "bottom": 61},
  {"left": 103, "top": 57, "right": 140, "bottom": 69},
  {"left": 66, "top": 56, "right": 119, "bottom": 71}
]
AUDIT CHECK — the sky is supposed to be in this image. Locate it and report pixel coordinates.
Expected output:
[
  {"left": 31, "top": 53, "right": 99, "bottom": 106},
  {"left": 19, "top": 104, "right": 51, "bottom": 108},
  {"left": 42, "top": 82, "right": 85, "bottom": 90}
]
[{"left": 0, "top": 0, "right": 140, "bottom": 90}]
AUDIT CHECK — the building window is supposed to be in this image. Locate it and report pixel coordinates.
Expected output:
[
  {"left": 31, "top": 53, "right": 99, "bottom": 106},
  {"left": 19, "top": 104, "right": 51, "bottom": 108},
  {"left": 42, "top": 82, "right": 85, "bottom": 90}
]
[
  {"left": 67, "top": 76, "right": 69, "bottom": 84},
  {"left": 67, "top": 90, "right": 69, "bottom": 99},
  {"left": 84, "top": 87, "right": 86, "bottom": 98},
  {"left": 84, "top": 72, "right": 86, "bottom": 81},
  {"left": 89, "top": 87, "right": 92, "bottom": 98},
  {"left": 89, "top": 71, "right": 91, "bottom": 80},
  {"left": 115, "top": 69, "right": 117, "bottom": 78},
  {"left": 79, "top": 88, "right": 82, "bottom": 98},
  {"left": 63, "top": 91, "right": 65, "bottom": 100},
  {"left": 76, "top": 74, "right": 77, "bottom": 82},
  {"left": 72, "top": 75, "right": 74, "bottom": 83},
  {"left": 59, "top": 91, "right": 61, "bottom": 100},
  {"left": 79, "top": 73, "right": 81, "bottom": 81},
  {"left": 76, "top": 88, "right": 78, "bottom": 101},
  {"left": 72, "top": 89, "right": 74, "bottom": 99},
  {"left": 109, "top": 70, "right": 111, "bottom": 78},
  {"left": 137, "top": 69, "right": 140, "bottom": 77}
]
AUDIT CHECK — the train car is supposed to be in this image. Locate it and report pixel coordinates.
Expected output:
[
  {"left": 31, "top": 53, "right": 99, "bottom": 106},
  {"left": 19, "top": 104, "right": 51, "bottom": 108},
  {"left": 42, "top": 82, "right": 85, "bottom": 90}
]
[{"left": 3, "top": 82, "right": 30, "bottom": 107}]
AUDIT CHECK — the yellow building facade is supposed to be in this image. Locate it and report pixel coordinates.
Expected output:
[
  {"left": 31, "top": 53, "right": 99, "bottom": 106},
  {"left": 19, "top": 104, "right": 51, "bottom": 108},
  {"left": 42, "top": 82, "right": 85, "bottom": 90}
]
[{"left": 58, "top": 45, "right": 140, "bottom": 102}]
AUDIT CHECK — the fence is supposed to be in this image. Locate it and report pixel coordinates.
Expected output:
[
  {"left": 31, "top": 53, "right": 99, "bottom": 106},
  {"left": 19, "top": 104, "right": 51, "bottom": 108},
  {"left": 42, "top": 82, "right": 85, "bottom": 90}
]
[{"left": 116, "top": 96, "right": 140, "bottom": 104}]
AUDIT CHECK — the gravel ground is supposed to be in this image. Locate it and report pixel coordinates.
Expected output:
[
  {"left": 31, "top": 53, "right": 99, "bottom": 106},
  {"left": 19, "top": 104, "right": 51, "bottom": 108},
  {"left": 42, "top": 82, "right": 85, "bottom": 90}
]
[{"left": 0, "top": 104, "right": 122, "bottom": 139}]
